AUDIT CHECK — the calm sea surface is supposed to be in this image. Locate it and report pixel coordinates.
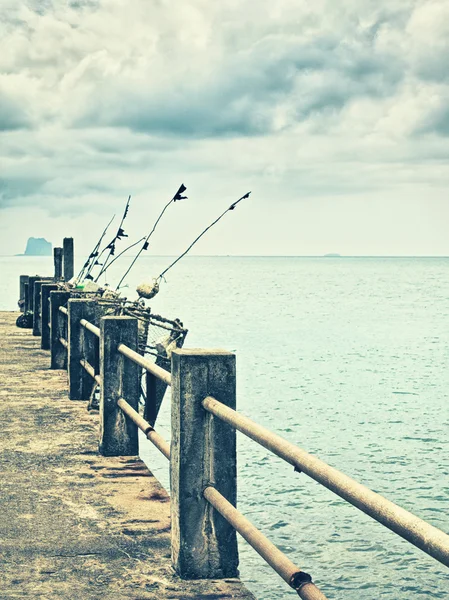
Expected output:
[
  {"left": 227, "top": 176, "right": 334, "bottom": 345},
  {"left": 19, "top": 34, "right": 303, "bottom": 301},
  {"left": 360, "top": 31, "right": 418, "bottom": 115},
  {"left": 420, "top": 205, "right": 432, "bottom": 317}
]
[{"left": 1, "top": 255, "right": 448, "bottom": 599}]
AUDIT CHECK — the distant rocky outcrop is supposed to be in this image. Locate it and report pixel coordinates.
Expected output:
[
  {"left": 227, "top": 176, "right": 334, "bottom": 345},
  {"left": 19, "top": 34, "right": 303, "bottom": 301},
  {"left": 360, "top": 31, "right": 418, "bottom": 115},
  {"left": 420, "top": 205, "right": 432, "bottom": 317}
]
[{"left": 24, "top": 237, "right": 52, "bottom": 256}]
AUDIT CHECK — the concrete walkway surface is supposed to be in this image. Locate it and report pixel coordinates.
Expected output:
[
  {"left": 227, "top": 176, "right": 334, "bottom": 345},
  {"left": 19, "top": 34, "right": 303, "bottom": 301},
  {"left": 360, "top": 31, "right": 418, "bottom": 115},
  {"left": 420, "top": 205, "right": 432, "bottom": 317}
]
[{"left": 0, "top": 312, "right": 255, "bottom": 600}]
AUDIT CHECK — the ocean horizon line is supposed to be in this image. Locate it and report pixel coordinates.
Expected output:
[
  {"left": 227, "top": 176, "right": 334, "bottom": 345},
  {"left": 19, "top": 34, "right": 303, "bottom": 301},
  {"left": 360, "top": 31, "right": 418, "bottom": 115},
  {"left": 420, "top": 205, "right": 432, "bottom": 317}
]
[{"left": 2, "top": 254, "right": 449, "bottom": 259}]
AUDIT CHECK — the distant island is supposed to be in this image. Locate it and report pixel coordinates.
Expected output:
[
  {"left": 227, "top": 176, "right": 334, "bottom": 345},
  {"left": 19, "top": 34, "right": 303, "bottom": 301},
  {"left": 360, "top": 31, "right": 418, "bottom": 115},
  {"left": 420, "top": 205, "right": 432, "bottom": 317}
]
[
  {"left": 323, "top": 253, "right": 341, "bottom": 257},
  {"left": 23, "top": 237, "right": 52, "bottom": 256}
]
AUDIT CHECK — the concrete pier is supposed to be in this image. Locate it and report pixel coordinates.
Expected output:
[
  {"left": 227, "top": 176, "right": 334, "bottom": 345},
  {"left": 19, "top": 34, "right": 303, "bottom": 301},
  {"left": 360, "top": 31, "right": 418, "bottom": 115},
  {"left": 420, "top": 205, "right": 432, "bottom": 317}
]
[{"left": 0, "top": 312, "right": 255, "bottom": 600}]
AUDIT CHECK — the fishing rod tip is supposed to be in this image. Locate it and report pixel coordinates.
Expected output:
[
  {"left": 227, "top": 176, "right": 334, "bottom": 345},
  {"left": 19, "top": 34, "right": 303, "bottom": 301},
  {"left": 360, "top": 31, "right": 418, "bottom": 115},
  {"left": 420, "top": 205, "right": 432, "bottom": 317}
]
[{"left": 173, "top": 183, "right": 188, "bottom": 201}]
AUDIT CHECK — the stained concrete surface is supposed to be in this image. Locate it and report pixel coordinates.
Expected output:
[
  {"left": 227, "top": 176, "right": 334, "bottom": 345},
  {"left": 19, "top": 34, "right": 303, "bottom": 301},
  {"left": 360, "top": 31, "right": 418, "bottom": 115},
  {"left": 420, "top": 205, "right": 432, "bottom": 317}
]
[{"left": 0, "top": 312, "right": 256, "bottom": 600}]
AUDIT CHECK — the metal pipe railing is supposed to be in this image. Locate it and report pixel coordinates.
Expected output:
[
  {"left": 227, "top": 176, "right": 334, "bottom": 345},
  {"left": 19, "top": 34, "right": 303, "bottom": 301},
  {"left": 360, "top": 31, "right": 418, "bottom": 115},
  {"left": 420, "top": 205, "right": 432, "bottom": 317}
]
[
  {"left": 117, "top": 397, "right": 170, "bottom": 460},
  {"left": 117, "top": 343, "right": 172, "bottom": 386},
  {"left": 42, "top": 295, "right": 448, "bottom": 595},
  {"left": 79, "top": 359, "right": 102, "bottom": 386},
  {"left": 203, "top": 396, "right": 449, "bottom": 569},
  {"left": 79, "top": 318, "right": 100, "bottom": 338},
  {"left": 203, "top": 487, "right": 328, "bottom": 599}
]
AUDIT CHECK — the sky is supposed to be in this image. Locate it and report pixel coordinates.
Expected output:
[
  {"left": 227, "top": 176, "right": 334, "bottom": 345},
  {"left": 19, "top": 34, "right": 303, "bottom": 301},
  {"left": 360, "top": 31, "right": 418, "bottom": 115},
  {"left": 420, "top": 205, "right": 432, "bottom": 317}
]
[{"left": 0, "top": 0, "right": 448, "bottom": 257}]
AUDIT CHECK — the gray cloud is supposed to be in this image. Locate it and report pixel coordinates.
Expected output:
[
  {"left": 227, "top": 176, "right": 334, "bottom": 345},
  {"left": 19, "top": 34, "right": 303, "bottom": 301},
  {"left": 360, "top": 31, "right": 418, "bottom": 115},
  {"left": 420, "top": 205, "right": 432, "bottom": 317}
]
[
  {"left": 0, "top": 175, "right": 46, "bottom": 203},
  {"left": 0, "top": 0, "right": 448, "bottom": 259},
  {"left": 414, "top": 94, "right": 449, "bottom": 137},
  {"left": 0, "top": 90, "right": 31, "bottom": 131},
  {"left": 0, "top": 0, "right": 420, "bottom": 139},
  {"left": 1, "top": 2, "right": 447, "bottom": 138},
  {"left": 73, "top": 33, "right": 405, "bottom": 139},
  {"left": 433, "top": 108, "right": 449, "bottom": 136}
]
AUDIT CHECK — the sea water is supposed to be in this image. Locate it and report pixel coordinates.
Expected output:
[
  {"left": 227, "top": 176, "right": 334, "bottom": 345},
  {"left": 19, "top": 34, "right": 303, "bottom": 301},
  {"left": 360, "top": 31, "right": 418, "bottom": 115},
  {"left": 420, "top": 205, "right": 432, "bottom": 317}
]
[{"left": 1, "top": 255, "right": 448, "bottom": 599}]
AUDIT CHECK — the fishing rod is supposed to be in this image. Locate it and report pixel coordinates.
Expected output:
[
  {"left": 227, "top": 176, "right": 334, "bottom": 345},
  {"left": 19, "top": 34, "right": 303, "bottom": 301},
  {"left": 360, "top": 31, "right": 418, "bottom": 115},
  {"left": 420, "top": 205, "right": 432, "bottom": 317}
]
[
  {"left": 136, "top": 191, "right": 251, "bottom": 300},
  {"left": 94, "top": 195, "right": 131, "bottom": 281},
  {"left": 76, "top": 214, "right": 115, "bottom": 282},
  {"left": 159, "top": 190, "right": 250, "bottom": 279},
  {"left": 115, "top": 183, "right": 187, "bottom": 291},
  {"left": 95, "top": 235, "right": 146, "bottom": 282}
]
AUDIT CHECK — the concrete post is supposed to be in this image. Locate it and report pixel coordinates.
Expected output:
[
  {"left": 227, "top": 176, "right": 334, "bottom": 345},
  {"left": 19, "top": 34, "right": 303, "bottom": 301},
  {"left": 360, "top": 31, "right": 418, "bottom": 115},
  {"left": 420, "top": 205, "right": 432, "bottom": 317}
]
[
  {"left": 24, "top": 283, "right": 29, "bottom": 313},
  {"left": 41, "top": 283, "right": 58, "bottom": 349},
  {"left": 63, "top": 238, "right": 74, "bottom": 281},
  {"left": 170, "top": 349, "right": 238, "bottom": 579},
  {"left": 19, "top": 275, "right": 28, "bottom": 312},
  {"left": 33, "top": 278, "right": 52, "bottom": 337},
  {"left": 54, "top": 247, "right": 63, "bottom": 280},
  {"left": 99, "top": 316, "right": 139, "bottom": 456},
  {"left": 27, "top": 276, "right": 40, "bottom": 313},
  {"left": 68, "top": 298, "right": 106, "bottom": 401},
  {"left": 50, "top": 290, "right": 70, "bottom": 369}
]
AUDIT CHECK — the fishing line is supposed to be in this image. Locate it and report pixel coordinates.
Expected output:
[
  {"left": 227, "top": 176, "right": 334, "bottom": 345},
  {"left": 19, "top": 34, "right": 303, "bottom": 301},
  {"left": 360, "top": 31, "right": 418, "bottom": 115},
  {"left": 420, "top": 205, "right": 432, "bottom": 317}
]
[
  {"left": 135, "top": 191, "right": 251, "bottom": 301},
  {"left": 115, "top": 184, "right": 187, "bottom": 291},
  {"left": 158, "top": 191, "right": 251, "bottom": 281}
]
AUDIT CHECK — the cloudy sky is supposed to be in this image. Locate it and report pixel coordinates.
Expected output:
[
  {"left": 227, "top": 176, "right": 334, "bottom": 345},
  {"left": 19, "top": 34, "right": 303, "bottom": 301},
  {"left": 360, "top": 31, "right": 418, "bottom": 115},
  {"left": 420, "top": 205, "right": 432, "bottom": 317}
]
[{"left": 1, "top": 0, "right": 448, "bottom": 256}]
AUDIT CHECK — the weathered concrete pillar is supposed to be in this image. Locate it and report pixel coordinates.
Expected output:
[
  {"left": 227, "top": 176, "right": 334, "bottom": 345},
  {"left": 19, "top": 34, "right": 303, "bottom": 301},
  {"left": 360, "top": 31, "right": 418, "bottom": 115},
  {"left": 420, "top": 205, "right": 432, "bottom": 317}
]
[
  {"left": 27, "top": 276, "right": 40, "bottom": 313},
  {"left": 68, "top": 298, "right": 105, "bottom": 401},
  {"left": 170, "top": 349, "right": 239, "bottom": 579},
  {"left": 54, "top": 247, "right": 63, "bottom": 280},
  {"left": 50, "top": 290, "right": 70, "bottom": 369},
  {"left": 23, "top": 283, "right": 29, "bottom": 313},
  {"left": 19, "top": 275, "right": 28, "bottom": 312},
  {"left": 99, "top": 316, "right": 139, "bottom": 456},
  {"left": 41, "top": 283, "right": 58, "bottom": 349},
  {"left": 63, "top": 238, "right": 74, "bottom": 281},
  {"left": 33, "top": 278, "right": 52, "bottom": 337}
]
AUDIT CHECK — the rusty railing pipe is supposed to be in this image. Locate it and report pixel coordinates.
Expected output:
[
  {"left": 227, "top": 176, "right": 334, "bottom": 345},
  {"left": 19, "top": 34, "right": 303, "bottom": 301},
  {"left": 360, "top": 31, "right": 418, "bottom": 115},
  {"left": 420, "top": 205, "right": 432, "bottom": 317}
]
[
  {"left": 79, "top": 318, "right": 100, "bottom": 338},
  {"left": 202, "top": 396, "right": 449, "bottom": 569},
  {"left": 117, "top": 397, "right": 170, "bottom": 460},
  {"left": 79, "top": 359, "right": 102, "bottom": 386},
  {"left": 117, "top": 343, "right": 172, "bottom": 386},
  {"left": 203, "top": 486, "right": 328, "bottom": 599}
]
